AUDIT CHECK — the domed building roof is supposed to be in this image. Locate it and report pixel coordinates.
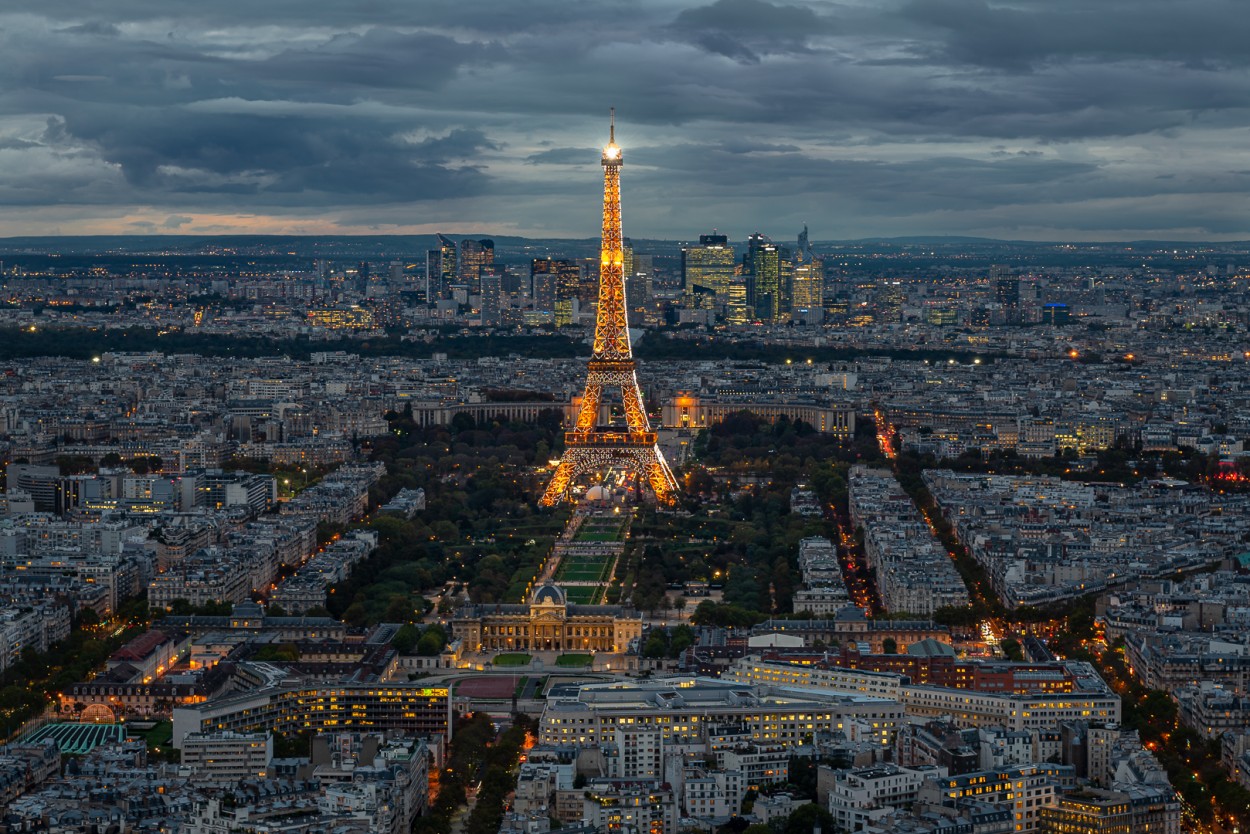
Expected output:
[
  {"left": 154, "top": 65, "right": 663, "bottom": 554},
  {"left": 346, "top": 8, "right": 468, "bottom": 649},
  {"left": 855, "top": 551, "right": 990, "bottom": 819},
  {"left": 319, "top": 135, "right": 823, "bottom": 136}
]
[{"left": 531, "top": 584, "right": 567, "bottom": 605}]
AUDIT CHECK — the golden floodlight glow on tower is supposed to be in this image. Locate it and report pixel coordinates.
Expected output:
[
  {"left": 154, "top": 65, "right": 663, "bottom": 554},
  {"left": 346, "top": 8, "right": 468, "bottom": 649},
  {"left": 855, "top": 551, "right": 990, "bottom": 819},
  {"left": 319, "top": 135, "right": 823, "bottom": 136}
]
[{"left": 540, "top": 110, "right": 679, "bottom": 507}]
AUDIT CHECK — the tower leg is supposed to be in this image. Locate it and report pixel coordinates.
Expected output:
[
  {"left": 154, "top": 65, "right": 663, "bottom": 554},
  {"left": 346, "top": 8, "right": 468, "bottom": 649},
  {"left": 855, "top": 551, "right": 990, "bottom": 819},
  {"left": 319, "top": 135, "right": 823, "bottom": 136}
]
[
  {"left": 540, "top": 447, "right": 678, "bottom": 508},
  {"left": 642, "top": 452, "right": 679, "bottom": 507},
  {"left": 575, "top": 383, "right": 604, "bottom": 432},
  {"left": 621, "top": 380, "right": 649, "bottom": 435},
  {"left": 540, "top": 459, "right": 577, "bottom": 507}
]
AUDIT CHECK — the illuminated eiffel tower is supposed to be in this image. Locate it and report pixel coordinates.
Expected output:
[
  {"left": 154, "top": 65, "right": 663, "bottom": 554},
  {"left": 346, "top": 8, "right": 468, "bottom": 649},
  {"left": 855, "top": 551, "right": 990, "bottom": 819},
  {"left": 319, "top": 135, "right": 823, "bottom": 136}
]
[{"left": 540, "top": 112, "right": 679, "bottom": 507}]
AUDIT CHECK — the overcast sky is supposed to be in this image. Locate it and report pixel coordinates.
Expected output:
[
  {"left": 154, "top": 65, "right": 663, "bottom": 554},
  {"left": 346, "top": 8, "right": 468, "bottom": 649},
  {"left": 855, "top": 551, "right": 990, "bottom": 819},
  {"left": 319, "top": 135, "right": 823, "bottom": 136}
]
[{"left": 1, "top": 0, "right": 1248, "bottom": 241}]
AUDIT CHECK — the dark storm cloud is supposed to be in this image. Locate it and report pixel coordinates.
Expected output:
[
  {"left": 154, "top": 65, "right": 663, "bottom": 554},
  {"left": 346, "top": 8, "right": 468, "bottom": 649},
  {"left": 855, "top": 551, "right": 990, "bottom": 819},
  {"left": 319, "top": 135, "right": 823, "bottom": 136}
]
[
  {"left": 901, "top": 0, "right": 1250, "bottom": 71},
  {"left": 47, "top": 104, "right": 492, "bottom": 203},
  {"left": 627, "top": 141, "right": 1103, "bottom": 212},
  {"left": 257, "top": 29, "right": 488, "bottom": 91},
  {"left": 670, "top": 0, "right": 834, "bottom": 62},
  {"left": 0, "top": 0, "right": 1246, "bottom": 238}
]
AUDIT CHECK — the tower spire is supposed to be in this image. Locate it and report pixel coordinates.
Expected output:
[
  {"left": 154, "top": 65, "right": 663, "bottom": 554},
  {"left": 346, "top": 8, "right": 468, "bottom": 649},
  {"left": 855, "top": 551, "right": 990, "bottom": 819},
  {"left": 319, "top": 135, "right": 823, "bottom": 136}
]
[{"left": 609, "top": 107, "right": 615, "bottom": 144}]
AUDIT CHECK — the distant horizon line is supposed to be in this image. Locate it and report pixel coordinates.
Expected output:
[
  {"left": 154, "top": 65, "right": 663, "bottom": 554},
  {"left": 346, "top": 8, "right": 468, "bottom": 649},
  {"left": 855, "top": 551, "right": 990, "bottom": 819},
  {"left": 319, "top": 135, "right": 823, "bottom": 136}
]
[{"left": 0, "top": 233, "right": 1247, "bottom": 247}]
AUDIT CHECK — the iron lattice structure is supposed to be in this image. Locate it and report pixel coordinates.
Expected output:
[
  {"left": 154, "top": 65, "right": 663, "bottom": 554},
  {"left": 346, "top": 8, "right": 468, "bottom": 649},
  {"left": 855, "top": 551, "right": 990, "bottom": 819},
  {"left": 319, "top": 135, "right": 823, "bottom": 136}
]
[{"left": 540, "top": 113, "right": 679, "bottom": 507}]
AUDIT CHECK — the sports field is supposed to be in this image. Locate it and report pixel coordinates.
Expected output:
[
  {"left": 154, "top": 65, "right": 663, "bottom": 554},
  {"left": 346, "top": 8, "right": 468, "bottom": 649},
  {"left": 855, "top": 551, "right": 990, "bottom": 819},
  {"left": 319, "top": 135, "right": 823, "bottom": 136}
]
[
  {"left": 575, "top": 519, "right": 626, "bottom": 542},
  {"left": 555, "top": 553, "right": 614, "bottom": 583},
  {"left": 563, "top": 586, "right": 602, "bottom": 604}
]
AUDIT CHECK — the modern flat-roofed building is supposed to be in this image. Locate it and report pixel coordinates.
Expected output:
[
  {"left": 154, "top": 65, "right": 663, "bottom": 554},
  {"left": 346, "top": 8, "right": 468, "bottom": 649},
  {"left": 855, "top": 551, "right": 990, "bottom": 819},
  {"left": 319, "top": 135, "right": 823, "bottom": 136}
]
[
  {"left": 180, "top": 731, "right": 272, "bottom": 780},
  {"left": 538, "top": 677, "right": 903, "bottom": 750},
  {"left": 172, "top": 683, "right": 452, "bottom": 748},
  {"left": 726, "top": 656, "right": 1120, "bottom": 731}
]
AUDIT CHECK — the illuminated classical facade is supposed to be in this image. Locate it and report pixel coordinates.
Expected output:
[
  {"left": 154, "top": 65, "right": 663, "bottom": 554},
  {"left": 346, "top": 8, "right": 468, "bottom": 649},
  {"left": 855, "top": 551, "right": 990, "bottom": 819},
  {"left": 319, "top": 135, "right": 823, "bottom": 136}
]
[
  {"left": 452, "top": 584, "right": 643, "bottom": 654},
  {"left": 540, "top": 112, "right": 679, "bottom": 507},
  {"left": 662, "top": 394, "right": 854, "bottom": 437}
]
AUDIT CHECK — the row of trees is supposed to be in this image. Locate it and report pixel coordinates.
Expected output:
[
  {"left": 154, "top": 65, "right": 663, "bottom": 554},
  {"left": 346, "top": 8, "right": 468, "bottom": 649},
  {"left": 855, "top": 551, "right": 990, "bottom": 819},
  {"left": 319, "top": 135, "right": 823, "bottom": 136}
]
[
  {"left": 1100, "top": 640, "right": 1250, "bottom": 823},
  {"left": 931, "top": 442, "right": 1240, "bottom": 488},
  {"left": 629, "top": 412, "right": 887, "bottom": 620},
  {"left": 327, "top": 411, "right": 571, "bottom": 624},
  {"left": 390, "top": 623, "right": 448, "bottom": 656},
  {"left": 0, "top": 326, "right": 590, "bottom": 363},
  {"left": 642, "top": 624, "right": 695, "bottom": 659},
  {"left": 50, "top": 453, "right": 165, "bottom": 476},
  {"left": 635, "top": 332, "right": 1004, "bottom": 367},
  {"left": 413, "top": 712, "right": 534, "bottom": 834}
]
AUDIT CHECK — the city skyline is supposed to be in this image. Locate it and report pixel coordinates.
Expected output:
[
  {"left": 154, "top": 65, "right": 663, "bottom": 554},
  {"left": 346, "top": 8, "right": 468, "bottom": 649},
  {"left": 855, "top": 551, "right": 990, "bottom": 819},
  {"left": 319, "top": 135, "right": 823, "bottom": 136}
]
[{"left": 0, "top": 0, "right": 1247, "bottom": 241}]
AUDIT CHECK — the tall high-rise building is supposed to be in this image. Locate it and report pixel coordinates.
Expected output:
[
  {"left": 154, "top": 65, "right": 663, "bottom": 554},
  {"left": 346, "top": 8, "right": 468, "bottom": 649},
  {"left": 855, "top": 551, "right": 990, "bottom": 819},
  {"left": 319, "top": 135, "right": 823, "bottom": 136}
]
[
  {"left": 631, "top": 253, "right": 653, "bottom": 292},
  {"left": 531, "top": 258, "right": 583, "bottom": 325},
  {"left": 791, "top": 260, "right": 823, "bottom": 323},
  {"left": 438, "top": 234, "right": 458, "bottom": 297},
  {"left": 726, "top": 266, "right": 750, "bottom": 325},
  {"left": 531, "top": 258, "right": 557, "bottom": 312},
  {"left": 622, "top": 237, "right": 635, "bottom": 285},
  {"left": 681, "top": 233, "right": 736, "bottom": 309},
  {"left": 480, "top": 267, "right": 502, "bottom": 326},
  {"left": 560, "top": 263, "right": 586, "bottom": 326},
  {"left": 992, "top": 264, "right": 1019, "bottom": 324},
  {"left": 797, "top": 224, "right": 813, "bottom": 261},
  {"left": 627, "top": 252, "right": 654, "bottom": 326},
  {"left": 791, "top": 225, "right": 823, "bottom": 324},
  {"left": 426, "top": 234, "right": 458, "bottom": 301},
  {"left": 576, "top": 258, "right": 599, "bottom": 309},
  {"left": 459, "top": 238, "right": 494, "bottom": 296},
  {"left": 424, "top": 250, "right": 440, "bottom": 302},
  {"left": 745, "top": 233, "right": 791, "bottom": 324}
]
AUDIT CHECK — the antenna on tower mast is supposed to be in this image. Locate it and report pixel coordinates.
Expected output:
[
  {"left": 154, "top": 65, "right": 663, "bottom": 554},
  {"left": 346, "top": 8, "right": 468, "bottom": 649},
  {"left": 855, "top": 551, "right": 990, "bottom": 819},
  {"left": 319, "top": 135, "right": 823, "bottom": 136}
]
[{"left": 610, "top": 107, "right": 615, "bottom": 143}]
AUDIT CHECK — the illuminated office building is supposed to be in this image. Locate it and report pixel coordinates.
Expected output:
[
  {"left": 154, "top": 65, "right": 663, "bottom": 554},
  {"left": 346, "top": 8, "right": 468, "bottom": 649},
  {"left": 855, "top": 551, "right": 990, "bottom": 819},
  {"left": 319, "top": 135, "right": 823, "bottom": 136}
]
[
  {"left": 791, "top": 260, "right": 823, "bottom": 323},
  {"left": 426, "top": 234, "right": 458, "bottom": 301},
  {"left": 531, "top": 258, "right": 583, "bottom": 325},
  {"left": 993, "top": 264, "right": 1020, "bottom": 324},
  {"left": 538, "top": 677, "right": 903, "bottom": 749},
  {"left": 726, "top": 267, "right": 750, "bottom": 325},
  {"left": 745, "top": 233, "right": 791, "bottom": 324},
  {"left": 480, "top": 267, "right": 502, "bottom": 326},
  {"left": 172, "top": 682, "right": 453, "bottom": 747},
  {"left": 681, "top": 233, "right": 736, "bottom": 309},
  {"left": 790, "top": 224, "right": 823, "bottom": 323},
  {"left": 459, "top": 238, "right": 494, "bottom": 296},
  {"left": 307, "top": 307, "right": 375, "bottom": 330}
]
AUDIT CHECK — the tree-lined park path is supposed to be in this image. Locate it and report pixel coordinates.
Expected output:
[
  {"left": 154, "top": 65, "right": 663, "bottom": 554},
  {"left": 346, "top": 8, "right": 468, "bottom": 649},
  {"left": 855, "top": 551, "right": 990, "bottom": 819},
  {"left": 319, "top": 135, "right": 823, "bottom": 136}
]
[{"left": 526, "top": 506, "right": 631, "bottom": 605}]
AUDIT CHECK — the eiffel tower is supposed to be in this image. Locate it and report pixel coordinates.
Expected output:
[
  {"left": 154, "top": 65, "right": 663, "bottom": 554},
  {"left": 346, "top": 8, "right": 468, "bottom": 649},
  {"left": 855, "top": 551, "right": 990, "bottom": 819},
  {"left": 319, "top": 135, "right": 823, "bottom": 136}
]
[{"left": 540, "top": 112, "right": 679, "bottom": 507}]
